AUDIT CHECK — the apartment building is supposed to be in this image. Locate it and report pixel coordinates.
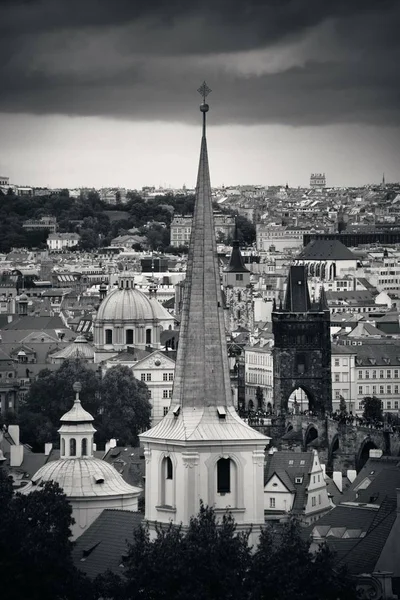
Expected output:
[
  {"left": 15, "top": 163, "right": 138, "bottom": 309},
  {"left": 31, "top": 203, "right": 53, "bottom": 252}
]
[{"left": 170, "top": 213, "right": 235, "bottom": 247}]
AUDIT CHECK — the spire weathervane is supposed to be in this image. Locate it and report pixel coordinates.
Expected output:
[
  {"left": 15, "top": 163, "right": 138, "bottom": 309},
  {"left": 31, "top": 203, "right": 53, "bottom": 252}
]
[{"left": 198, "top": 81, "right": 211, "bottom": 135}]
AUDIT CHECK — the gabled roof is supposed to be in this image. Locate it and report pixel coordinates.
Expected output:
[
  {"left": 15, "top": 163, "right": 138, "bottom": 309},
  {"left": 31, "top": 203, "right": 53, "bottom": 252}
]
[
  {"left": 131, "top": 349, "right": 176, "bottom": 369},
  {"left": 297, "top": 240, "right": 356, "bottom": 261},
  {"left": 264, "top": 451, "right": 315, "bottom": 514},
  {"left": 72, "top": 509, "right": 144, "bottom": 579}
]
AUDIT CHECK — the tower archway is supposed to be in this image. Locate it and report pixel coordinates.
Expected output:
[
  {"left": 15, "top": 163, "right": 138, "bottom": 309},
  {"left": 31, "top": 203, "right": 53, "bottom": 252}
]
[
  {"left": 288, "top": 387, "right": 310, "bottom": 414},
  {"left": 357, "top": 439, "right": 378, "bottom": 473},
  {"left": 304, "top": 424, "right": 318, "bottom": 448}
]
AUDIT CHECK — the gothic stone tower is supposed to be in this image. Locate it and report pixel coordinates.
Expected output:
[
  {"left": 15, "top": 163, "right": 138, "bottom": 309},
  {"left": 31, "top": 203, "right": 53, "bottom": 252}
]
[
  {"left": 223, "top": 222, "right": 254, "bottom": 333},
  {"left": 272, "top": 265, "right": 332, "bottom": 415},
  {"left": 140, "top": 84, "right": 269, "bottom": 541}
]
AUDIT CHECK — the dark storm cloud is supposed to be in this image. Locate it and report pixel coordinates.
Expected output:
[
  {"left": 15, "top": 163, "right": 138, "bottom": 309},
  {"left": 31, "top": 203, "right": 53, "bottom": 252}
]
[{"left": 0, "top": 0, "right": 399, "bottom": 126}]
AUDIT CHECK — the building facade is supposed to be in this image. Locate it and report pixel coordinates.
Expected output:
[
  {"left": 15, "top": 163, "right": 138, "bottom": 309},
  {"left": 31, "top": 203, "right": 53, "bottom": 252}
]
[
  {"left": 47, "top": 233, "right": 80, "bottom": 251},
  {"left": 170, "top": 213, "right": 235, "bottom": 247}
]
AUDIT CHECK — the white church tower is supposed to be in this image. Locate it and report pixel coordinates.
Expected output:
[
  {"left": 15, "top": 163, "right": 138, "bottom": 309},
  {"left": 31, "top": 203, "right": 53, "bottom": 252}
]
[{"left": 140, "top": 83, "right": 269, "bottom": 540}]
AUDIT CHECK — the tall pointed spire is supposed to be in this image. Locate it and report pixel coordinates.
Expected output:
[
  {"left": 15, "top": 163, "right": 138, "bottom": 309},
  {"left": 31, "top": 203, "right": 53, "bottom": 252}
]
[
  {"left": 224, "top": 218, "right": 249, "bottom": 273},
  {"left": 171, "top": 82, "right": 232, "bottom": 409}
]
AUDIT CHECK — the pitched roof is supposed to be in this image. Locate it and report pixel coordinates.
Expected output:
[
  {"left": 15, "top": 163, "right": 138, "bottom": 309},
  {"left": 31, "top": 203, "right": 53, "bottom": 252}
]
[
  {"left": 283, "top": 265, "right": 312, "bottom": 312},
  {"left": 224, "top": 223, "right": 249, "bottom": 274},
  {"left": 336, "top": 501, "right": 397, "bottom": 575},
  {"left": 297, "top": 239, "right": 356, "bottom": 261},
  {"left": 72, "top": 509, "right": 144, "bottom": 579},
  {"left": 264, "top": 451, "right": 314, "bottom": 514}
]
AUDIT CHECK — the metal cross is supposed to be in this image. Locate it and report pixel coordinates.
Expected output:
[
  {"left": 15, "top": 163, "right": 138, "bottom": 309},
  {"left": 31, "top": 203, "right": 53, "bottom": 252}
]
[{"left": 197, "top": 81, "right": 212, "bottom": 103}]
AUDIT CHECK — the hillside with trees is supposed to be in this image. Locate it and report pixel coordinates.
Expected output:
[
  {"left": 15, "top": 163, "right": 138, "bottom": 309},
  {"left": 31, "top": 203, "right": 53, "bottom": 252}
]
[{"left": 0, "top": 188, "right": 255, "bottom": 252}]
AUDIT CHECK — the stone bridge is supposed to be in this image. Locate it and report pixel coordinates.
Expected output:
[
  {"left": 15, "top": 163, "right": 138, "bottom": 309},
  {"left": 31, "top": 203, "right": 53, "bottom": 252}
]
[{"left": 255, "top": 414, "right": 400, "bottom": 474}]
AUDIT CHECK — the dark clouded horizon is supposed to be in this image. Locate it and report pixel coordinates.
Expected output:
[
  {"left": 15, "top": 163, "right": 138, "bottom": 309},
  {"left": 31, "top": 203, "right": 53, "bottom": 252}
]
[{"left": 0, "top": 0, "right": 399, "bottom": 187}]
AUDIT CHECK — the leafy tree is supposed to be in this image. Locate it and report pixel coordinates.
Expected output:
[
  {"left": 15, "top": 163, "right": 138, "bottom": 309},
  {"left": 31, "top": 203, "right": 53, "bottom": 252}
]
[
  {"left": 96, "top": 506, "right": 356, "bottom": 600},
  {"left": 249, "top": 519, "right": 357, "bottom": 600},
  {"left": 97, "top": 502, "right": 250, "bottom": 600},
  {"left": 0, "top": 471, "right": 93, "bottom": 600},
  {"left": 235, "top": 214, "right": 256, "bottom": 246},
  {"left": 19, "top": 359, "right": 101, "bottom": 449},
  {"left": 256, "top": 386, "right": 264, "bottom": 409},
  {"left": 361, "top": 395, "right": 383, "bottom": 422},
  {"left": 98, "top": 365, "right": 151, "bottom": 446}
]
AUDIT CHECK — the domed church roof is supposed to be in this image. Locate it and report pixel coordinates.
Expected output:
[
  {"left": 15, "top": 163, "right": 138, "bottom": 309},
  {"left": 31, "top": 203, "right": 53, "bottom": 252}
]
[
  {"left": 21, "top": 381, "right": 141, "bottom": 500},
  {"left": 96, "top": 287, "right": 158, "bottom": 322},
  {"left": 24, "top": 456, "right": 139, "bottom": 498}
]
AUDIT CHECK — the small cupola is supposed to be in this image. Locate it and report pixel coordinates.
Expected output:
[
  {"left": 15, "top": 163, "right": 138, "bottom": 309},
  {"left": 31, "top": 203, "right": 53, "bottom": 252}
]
[{"left": 58, "top": 381, "right": 96, "bottom": 459}]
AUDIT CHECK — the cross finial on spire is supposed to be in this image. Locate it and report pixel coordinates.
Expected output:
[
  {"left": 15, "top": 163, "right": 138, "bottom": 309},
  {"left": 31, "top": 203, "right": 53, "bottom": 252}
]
[
  {"left": 197, "top": 81, "right": 211, "bottom": 103},
  {"left": 198, "top": 81, "right": 211, "bottom": 136}
]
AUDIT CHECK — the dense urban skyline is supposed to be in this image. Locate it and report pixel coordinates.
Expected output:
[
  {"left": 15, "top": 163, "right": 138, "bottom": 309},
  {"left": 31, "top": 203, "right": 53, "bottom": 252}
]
[{"left": 1, "top": 0, "right": 399, "bottom": 188}]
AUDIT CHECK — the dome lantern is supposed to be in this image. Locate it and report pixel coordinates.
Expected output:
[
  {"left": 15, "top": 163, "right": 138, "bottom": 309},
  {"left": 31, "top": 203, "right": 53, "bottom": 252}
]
[{"left": 58, "top": 381, "right": 96, "bottom": 459}]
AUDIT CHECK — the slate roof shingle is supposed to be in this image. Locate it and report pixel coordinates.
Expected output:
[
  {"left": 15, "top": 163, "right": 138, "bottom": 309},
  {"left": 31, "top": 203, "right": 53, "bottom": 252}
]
[
  {"left": 72, "top": 509, "right": 144, "bottom": 579},
  {"left": 297, "top": 240, "right": 356, "bottom": 261}
]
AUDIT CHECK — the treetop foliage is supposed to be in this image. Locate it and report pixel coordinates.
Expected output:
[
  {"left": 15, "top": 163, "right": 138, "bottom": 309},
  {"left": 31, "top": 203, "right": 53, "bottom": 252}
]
[
  {"left": 0, "top": 470, "right": 92, "bottom": 600},
  {"left": 0, "top": 189, "right": 255, "bottom": 252},
  {"left": 361, "top": 395, "right": 383, "bottom": 422},
  {"left": 18, "top": 359, "right": 151, "bottom": 450},
  {"left": 95, "top": 502, "right": 358, "bottom": 600}
]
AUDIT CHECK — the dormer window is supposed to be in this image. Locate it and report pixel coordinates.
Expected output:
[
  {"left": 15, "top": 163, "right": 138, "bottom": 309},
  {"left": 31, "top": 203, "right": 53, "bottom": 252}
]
[
  {"left": 295, "top": 477, "right": 303, "bottom": 484},
  {"left": 217, "top": 406, "right": 226, "bottom": 419}
]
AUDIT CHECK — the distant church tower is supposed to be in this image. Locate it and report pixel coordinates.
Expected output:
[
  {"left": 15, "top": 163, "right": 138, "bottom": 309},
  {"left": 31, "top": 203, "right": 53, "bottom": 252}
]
[
  {"left": 140, "top": 84, "right": 269, "bottom": 542},
  {"left": 272, "top": 265, "right": 332, "bottom": 415},
  {"left": 223, "top": 222, "right": 253, "bottom": 333}
]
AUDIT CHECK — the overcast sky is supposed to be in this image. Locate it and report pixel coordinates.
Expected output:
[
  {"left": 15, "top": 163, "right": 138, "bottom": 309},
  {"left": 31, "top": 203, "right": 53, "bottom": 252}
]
[{"left": 1, "top": 0, "right": 399, "bottom": 189}]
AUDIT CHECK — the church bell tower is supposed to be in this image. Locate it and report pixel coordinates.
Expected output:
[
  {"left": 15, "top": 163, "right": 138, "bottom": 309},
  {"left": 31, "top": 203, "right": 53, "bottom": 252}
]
[{"left": 140, "top": 84, "right": 269, "bottom": 540}]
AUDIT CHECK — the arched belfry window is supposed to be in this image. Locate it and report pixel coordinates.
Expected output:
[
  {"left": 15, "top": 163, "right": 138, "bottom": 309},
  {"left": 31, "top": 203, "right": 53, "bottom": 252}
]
[
  {"left": 217, "top": 458, "right": 231, "bottom": 493},
  {"left": 70, "top": 438, "right": 76, "bottom": 457},
  {"left": 105, "top": 329, "right": 113, "bottom": 345},
  {"left": 82, "top": 438, "right": 88, "bottom": 456},
  {"left": 161, "top": 456, "right": 174, "bottom": 506},
  {"left": 165, "top": 456, "right": 173, "bottom": 480}
]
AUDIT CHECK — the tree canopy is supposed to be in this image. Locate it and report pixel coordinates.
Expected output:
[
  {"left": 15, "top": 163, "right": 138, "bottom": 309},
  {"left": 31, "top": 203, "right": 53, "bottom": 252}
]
[
  {"left": 97, "top": 365, "right": 152, "bottom": 446},
  {"left": 18, "top": 359, "right": 101, "bottom": 450},
  {"left": 17, "top": 360, "right": 151, "bottom": 450},
  {"left": 0, "top": 471, "right": 92, "bottom": 600},
  {"left": 0, "top": 189, "right": 254, "bottom": 253},
  {"left": 361, "top": 395, "right": 383, "bottom": 422},
  {"left": 95, "top": 504, "right": 357, "bottom": 600}
]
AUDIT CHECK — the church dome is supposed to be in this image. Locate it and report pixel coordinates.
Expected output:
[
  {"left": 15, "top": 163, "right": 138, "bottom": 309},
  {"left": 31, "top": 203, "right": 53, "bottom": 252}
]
[
  {"left": 23, "top": 457, "right": 139, "bottom": 498},
  {"left": 96, "top": 287, "right": 157, "bottom": 322}
]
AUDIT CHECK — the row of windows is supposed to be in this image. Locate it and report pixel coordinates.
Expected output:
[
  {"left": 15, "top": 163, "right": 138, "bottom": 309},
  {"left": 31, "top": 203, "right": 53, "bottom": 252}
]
[
  {"left": 246, "top": 353, "right": 271, "bottom": 366},
  {"left": 62, "top": 438, "right": 88, "bottom": 456},
  {"left": 358, "top": 400, "right": 399, "bottom": 410},
  {"left": 105, "top": 328, "right": 152, "bottom": 345},
  {"left": 358, "top": 385, "right": 399, "bottom": 395},
  {"left": 334, "top": 373, "right": 349, "bottom": 382},
  {"left": 139, "top": 373, "right": 173, "bottom": 382},
  {"left": 268, "top": 494, "right": 322, "bottom": 509},
  {"left": 358, "top": 370, "right": 399, "bottom": 379},
  {"left": 333, "top": 358, "right": 349, "bottom": 367}
]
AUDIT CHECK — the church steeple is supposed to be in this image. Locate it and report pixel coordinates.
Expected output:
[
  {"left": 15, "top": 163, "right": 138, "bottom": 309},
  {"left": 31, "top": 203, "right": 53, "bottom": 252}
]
[
  {"left": 170, "top": 82, "right": 232, "bottom": 410},
  {"left": 140, "top": 85, "right": 269, "bottom": 538}
]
